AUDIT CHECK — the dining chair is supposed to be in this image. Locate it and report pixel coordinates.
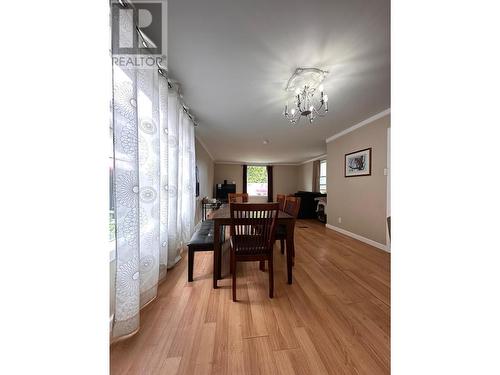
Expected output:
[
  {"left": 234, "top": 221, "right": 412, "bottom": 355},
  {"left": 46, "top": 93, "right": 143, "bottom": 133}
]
[
  {"left": 276, "top": 194, "right": 286, "bottom": 211},
  {"left": 229, "top": 203, "right": 279, "bottom": 301},
  {"left": 276, "top": 196, "right": 301, "bottom": 255},
  {"left": 228, "top": 192, "right": 249, "bottom": 203}
]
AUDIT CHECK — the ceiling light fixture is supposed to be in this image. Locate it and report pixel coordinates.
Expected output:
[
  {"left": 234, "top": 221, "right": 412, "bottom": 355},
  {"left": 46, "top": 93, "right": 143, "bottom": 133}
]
[{"left": 283, "top": 67, "right": 329, "bottom": 125}]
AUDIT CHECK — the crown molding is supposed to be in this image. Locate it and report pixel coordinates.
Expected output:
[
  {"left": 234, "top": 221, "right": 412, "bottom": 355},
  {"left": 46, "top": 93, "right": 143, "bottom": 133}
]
[
  {"left": 325, "top": 108, "right": 391, "bottom": 143},
  {"left": 214, "top": 152, "right": 327, "bottom": 166},
  {"left": 299, "top": 153, "right": 327, "bottom": 165},
  {"left": 195, "top": 134, "right": 214, "bottom": 161},
  {"left": 215, "top": 161, "right": 254, "bottom": 165},
  {"left": 214, "top": 161, "right": 301, "bottom": 166}
]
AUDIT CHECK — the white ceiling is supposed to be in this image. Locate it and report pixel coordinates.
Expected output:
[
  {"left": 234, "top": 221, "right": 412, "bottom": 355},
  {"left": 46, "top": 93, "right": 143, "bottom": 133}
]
[{"left": 168, "top": 0, "right": 390, "bottom": 163}]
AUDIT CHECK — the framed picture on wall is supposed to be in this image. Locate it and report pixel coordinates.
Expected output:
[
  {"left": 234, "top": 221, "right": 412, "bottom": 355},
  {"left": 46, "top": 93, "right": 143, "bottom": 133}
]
[{"left": 345, "top": 148, "right": 372, "bottom": 177}]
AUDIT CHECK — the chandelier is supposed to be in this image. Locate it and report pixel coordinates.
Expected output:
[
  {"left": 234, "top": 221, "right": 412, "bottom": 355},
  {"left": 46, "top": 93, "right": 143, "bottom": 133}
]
[{"left": 283, "top": 67, "right": 329, "bottom": 125}]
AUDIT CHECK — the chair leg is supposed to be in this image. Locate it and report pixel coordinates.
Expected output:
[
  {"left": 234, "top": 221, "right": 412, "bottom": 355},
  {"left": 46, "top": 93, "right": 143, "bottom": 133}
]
[
  {"left": 268, "top": 256, "right": 274, "bottom": 298},
  {"left": 259, "top": 260, "right": 265, "bottom": 271},
  {"left": 232, "top": 259, "right": 237, "bottom": 302},
  {"left": 230, "top": 247, "right": 234, "bottom": 274},
  {"left": 280, "top": 239, "right": 285, "bottom": 254},
  {"left": 188, "top": 247, "right": 194, "bottom": 282}
]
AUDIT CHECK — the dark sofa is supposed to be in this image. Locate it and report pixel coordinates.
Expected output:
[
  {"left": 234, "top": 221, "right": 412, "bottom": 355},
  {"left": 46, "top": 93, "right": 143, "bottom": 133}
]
[{"left": 293, "top": 191, "right": 327, "bottom": 219}]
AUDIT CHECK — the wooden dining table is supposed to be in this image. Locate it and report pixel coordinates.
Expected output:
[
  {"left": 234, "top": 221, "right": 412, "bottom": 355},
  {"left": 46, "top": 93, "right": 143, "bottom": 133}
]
[{"left": 210, "top": 203, "right": 296, "bottom": 289}]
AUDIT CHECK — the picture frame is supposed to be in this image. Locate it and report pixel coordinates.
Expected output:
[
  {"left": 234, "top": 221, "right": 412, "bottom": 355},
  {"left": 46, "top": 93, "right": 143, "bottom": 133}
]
[{"left": 345, "top": 148, "right": 372, "bottom": 177}]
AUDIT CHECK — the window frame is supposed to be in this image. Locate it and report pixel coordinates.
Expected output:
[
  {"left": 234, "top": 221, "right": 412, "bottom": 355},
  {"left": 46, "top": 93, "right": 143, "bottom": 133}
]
[
  {"left": 246, "top": 165, "right": 269, "bottom": 197},
  {"left": 319, "top": 159, "right": 327, "bottom": 194}
]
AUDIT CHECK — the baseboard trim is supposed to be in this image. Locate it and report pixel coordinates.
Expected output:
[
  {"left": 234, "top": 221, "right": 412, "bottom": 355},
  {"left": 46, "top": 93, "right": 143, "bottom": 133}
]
[{"left": 325, "top": 224, "right": 390, "bottom": 253}]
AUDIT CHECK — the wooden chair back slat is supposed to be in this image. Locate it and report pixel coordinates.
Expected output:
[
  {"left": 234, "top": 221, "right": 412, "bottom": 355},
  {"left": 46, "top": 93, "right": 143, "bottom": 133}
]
[
  {"left": 276, "top": 194, "right": 286, "bottom": 211},
  {"left": 283, "top": 196, "right": 301, "bottom": 219},
  {"left": 230, "top": 203, "right": 279, "bottom": 255}
]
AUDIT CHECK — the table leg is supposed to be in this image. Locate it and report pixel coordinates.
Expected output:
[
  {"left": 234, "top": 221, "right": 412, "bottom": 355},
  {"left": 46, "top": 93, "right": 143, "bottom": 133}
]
[
  {"left": 213, "top": 220, "right": 220, "bottom": 289},
  {"left": 285, "top": 221, "right": 295, "bottom": 284},
  {"left": 218, "top": 225, "right": 224, "bottom": 279},
  {"left": 259, "top": 261, "right": 265, "bottom": 271}
]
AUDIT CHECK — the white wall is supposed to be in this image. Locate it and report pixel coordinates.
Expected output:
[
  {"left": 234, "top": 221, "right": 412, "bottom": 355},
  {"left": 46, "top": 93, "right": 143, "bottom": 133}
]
[
  {"left": 297, "top": 161, "right": 314, "bottom": 191},
  {"left": 214, "top": 164, "right": 244, "bottom": 192},
  {"left": 326, "top": 114, "right": 390, "bottom": 245},
  {"left": 273, "top": 165, "right": 300, "bottom": 196}
]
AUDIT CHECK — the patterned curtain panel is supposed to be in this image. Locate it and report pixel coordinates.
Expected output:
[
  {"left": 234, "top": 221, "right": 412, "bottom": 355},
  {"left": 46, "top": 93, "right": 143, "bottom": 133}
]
[
  {"left": 158, "top": 76, "right": 169, "bottom": 282},
  {"left": 165, "top": 88, "right": 196, "bottom": 268},
  {"left": 112, "top": 7, "right": 141, "bottom": 339},
  {"left": 178, "top": 108, "right": 196, "bottom": 247},
  {"left": 111, "top": 9, "right": 196, "bottom": 341},
  {"left": 136, "top": 66, "right": 161, "bottom": 308}
]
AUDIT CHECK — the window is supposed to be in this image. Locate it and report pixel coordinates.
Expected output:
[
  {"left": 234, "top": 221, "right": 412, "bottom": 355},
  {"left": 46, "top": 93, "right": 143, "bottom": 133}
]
[
  {"left": 319, "top": 160, "right": 327, "bottom": 193},
  {"left": 247, "top": 165, "right": 268, "bottom": 196}
]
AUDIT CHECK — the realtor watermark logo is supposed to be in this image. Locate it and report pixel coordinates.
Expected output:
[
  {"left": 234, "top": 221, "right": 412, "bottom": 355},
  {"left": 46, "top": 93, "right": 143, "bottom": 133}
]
[{"left": 111, "top": 0, "right": 165, "bottom": 69}]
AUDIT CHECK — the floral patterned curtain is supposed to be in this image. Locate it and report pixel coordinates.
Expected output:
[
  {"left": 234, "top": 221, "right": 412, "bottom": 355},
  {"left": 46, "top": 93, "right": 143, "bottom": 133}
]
[
  {"left": 112, "top": 18, "right": 142, "bottom": 337},
  {"left": 166, "top": 88, "right": 196, "bottom": 267},
  {"left": 111, "top": 6, "right": 196, "bottom": 341}
]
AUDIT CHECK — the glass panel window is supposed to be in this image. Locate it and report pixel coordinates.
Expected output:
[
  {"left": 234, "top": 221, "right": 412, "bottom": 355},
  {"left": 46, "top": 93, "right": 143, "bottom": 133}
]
[
  {"left": 319, "top": 159, "right": 327, "bottom": 193},
  {"left": 247, "top": 166, "right": 268, "bottom": 196}
]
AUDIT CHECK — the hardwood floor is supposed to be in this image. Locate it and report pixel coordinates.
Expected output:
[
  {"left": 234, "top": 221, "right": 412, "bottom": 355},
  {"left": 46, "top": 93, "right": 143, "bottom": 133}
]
[{"left": 110, "top": 219, "right": 390, "bottom": 375}]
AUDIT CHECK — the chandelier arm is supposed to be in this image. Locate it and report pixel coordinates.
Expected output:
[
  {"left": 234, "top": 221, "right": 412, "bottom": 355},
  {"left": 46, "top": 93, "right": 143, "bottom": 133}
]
[
  {"left": 313, "top": 106, "right": 327, "bottom": 117},
  {"left": 313, "top": 101, "right": 323, "bottom": 112},
  {"left": 294, "top": 111, "right": 301, "bottom": 122}
]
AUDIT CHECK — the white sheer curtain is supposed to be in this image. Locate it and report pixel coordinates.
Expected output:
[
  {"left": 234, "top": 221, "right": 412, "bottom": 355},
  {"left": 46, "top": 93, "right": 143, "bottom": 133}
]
[
  {"left": 166, "top": 88, "right": 196, "bottom": 267},
  {"left": 111, "top": 7, "right": 196, "bottom": 341}
]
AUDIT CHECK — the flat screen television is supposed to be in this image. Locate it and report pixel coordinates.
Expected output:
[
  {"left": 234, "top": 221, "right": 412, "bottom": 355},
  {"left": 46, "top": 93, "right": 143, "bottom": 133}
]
[{"left": 215, "top": 183, "right": 236, "bottom": 201}]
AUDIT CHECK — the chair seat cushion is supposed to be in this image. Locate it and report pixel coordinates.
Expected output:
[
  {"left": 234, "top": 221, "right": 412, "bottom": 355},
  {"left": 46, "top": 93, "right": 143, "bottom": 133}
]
[
  {"left": 230, "top": 235, "right": 269, "bottom": 255},
  {"left": 188, "top": 220, "right": 215, "bottom": 247}
]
